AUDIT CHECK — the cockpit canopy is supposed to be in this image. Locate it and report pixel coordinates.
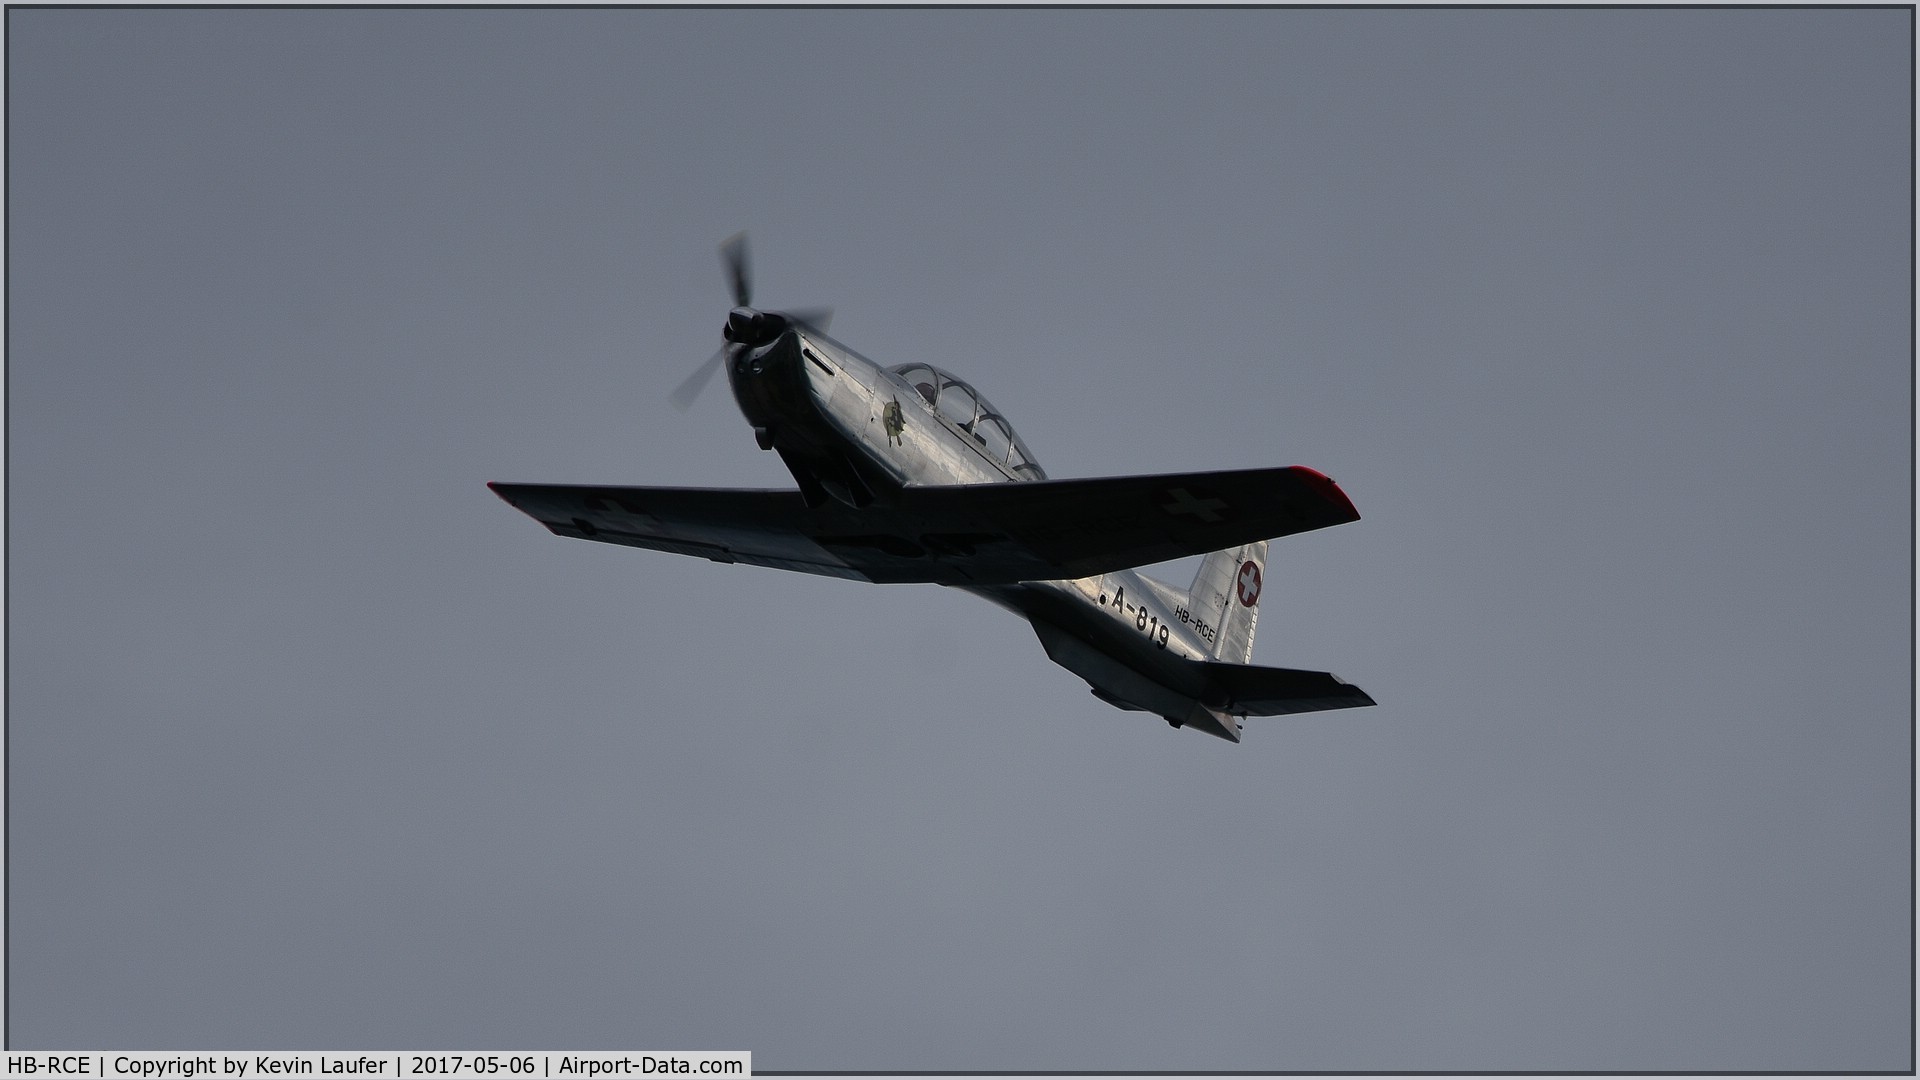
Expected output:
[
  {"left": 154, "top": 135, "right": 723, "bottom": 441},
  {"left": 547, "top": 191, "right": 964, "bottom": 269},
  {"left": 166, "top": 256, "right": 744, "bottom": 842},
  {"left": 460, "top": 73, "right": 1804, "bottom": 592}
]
[{"left": 888, "top": 363, "right": 1047, "bottom": 479}]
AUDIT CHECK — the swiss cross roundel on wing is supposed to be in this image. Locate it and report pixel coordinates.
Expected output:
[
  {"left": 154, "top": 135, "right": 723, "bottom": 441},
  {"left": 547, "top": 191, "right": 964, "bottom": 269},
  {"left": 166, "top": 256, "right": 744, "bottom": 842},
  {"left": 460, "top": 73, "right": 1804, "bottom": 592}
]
[{"left": 1236, "top": 561, "right": 1263, "bottom": 607}]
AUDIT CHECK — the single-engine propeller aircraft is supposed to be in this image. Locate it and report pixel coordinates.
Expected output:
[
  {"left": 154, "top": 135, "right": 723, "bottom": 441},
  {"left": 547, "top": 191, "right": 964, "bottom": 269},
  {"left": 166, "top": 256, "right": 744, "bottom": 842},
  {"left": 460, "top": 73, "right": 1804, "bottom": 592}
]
[{"left": 490, "top": 234, "right": 1374, "bottom": 742}]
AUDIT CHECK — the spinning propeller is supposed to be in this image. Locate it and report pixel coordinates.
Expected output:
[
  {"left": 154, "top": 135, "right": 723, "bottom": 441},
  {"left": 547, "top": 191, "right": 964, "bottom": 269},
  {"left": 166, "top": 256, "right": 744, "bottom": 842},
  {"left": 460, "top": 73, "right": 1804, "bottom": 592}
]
[{"left": 670, "top": 233, "right": 832, "bottom": 411}]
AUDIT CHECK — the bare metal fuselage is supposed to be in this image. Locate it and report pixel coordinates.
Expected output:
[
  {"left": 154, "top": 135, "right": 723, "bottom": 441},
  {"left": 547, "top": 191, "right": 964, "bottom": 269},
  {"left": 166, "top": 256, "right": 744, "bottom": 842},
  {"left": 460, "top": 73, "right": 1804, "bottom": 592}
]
[{"left": 729, "top": 325, "right": 1249, "bottom": 741}]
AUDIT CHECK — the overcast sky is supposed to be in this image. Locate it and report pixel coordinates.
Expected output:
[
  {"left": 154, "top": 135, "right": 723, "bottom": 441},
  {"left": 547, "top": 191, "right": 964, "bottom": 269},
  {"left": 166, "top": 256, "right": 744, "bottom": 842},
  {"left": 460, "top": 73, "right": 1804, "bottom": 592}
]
[{"left": 6, "top": 7, "right": 1912, "bottom": 1072}]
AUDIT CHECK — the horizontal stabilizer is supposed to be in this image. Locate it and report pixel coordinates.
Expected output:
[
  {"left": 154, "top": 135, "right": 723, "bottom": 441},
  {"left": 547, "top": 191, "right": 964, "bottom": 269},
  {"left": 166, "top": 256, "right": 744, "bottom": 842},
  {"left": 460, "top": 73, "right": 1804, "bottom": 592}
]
[{"left": 1197, "top": 661, "right": 1376, "bottom": 717}]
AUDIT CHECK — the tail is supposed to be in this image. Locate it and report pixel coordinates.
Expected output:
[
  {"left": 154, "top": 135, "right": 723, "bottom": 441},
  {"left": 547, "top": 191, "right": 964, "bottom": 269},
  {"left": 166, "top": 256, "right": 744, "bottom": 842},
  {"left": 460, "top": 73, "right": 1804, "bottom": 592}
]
[{"left": 1188, "top": 539, "right": 1267, "bottom": 663}]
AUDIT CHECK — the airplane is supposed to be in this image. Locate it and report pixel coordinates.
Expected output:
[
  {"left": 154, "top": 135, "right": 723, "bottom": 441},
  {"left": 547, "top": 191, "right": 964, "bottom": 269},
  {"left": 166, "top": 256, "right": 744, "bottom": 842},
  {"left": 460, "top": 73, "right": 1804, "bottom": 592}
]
[{"left": 489, "top": 234, "right": 1374, "bottom": 742}]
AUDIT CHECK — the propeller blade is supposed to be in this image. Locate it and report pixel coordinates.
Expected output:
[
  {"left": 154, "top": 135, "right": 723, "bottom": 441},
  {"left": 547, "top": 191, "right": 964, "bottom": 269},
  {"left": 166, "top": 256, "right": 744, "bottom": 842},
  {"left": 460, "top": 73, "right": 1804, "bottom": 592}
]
[
  {"left": 720, "top": 232, "right": 751, "bottom": 308},
  {"left": 670, "top": 345, "right": 728, "bottom": 411},
  {"left": 784, "top": 307, "right": 833, "bottom": 334}
]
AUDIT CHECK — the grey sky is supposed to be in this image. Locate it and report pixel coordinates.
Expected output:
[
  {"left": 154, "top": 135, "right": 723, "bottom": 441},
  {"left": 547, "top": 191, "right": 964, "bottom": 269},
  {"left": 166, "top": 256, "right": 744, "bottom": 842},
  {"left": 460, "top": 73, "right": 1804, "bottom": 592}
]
[{"left": 6, "top": 7, "right": 1911, "bottom": 1072}]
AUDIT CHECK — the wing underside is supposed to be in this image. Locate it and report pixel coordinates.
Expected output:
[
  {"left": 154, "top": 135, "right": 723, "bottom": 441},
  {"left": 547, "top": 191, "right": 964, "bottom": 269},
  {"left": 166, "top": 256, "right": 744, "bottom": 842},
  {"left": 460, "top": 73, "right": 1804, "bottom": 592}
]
[{"left": 487, "top": 466, "right": 1359, "bottom": 586}]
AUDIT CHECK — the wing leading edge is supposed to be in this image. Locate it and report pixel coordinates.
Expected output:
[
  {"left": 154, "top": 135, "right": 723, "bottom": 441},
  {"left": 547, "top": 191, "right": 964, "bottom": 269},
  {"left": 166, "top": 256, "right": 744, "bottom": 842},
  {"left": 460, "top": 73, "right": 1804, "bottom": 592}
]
[{"left": 487, "top": 466, "right": 1358, "bottom": 586}]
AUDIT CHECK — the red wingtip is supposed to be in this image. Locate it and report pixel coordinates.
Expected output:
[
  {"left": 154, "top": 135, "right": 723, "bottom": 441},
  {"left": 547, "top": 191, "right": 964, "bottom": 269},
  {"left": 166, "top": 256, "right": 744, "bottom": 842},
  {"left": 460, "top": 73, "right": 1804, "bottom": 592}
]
[{"left": 1287, "top": 465, "right": 1361, "bottom": 522}]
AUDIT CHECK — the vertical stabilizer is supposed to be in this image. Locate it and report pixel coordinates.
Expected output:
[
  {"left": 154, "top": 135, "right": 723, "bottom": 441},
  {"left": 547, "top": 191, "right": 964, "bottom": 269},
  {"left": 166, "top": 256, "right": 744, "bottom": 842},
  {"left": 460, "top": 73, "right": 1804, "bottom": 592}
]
[{"left": 1188, "top": 539, "right": 1267, "bottom": 663}]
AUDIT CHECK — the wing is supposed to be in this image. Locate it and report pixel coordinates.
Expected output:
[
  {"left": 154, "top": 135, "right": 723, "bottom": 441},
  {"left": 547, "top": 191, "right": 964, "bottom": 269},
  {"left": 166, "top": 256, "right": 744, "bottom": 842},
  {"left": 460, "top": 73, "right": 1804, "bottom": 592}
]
[
  {"left": 1199, "top": 661, "right": 1377, "bottom": 717},
  {"left": 487, "top": 465, "right": 1359, "bottom": 586}
]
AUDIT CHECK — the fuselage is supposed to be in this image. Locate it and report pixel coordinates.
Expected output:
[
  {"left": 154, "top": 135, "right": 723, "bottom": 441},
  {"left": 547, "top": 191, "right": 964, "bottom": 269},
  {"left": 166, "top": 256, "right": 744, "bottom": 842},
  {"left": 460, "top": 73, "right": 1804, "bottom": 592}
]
[{"left": 726, "top": 321, "right": 1247, "bottom": 740}]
